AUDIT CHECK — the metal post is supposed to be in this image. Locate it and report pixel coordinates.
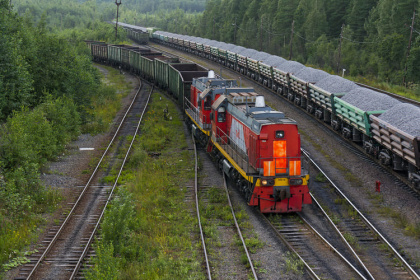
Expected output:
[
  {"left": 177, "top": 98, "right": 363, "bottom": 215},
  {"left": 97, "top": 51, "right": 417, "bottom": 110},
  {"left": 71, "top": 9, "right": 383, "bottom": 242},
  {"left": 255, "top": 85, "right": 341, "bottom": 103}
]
[{"left": 115, "top": 0, "right": 122, "bottom": 40}]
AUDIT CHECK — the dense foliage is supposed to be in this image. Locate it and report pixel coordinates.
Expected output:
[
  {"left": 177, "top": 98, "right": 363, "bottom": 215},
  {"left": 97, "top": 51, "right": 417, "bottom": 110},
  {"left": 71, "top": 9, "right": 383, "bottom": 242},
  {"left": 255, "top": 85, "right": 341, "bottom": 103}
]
[
  {"left": 0, "top": 0, "right": 122, "bottom": 269},
  {"left": 97, "top": 0, "right": 206, "bottom": 13},
  {"left": 131, "top": 0, "right": 420, "bottom": 86}
]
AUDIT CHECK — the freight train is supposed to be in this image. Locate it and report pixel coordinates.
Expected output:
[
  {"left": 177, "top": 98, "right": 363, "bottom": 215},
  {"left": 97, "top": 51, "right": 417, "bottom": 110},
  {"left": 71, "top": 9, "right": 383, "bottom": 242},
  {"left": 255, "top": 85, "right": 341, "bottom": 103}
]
[
  {"left": 86, "top": 41, "right": 312, "bottom": 213},
  {"left": 118, "top": 24, "right": 420, "bottom": 190}
]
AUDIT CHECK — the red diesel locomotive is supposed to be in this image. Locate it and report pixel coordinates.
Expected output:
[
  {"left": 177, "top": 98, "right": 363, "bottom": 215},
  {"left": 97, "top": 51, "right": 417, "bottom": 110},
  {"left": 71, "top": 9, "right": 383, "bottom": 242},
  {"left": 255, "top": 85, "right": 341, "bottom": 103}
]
[{"left": 186, "top": 71, "right": 311, "bottom": 213}]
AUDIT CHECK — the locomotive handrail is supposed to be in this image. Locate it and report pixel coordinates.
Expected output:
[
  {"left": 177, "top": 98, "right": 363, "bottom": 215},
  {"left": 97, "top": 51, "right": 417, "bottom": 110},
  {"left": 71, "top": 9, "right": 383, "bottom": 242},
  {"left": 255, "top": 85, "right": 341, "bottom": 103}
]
[{"left": 185, "top": 98, "right": 212, "bottom": 130}]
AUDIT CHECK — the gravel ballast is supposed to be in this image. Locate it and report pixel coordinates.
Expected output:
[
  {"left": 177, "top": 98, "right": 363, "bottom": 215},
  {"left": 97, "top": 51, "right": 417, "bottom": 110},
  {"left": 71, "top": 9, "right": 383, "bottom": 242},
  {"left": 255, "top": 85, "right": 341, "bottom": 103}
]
[
  {"left": 261, "top": 55, "right": 287, "bottom": 66},
  {"left": 340, "top": 87, "right": 401, "bottom": 111},
  {"left": 378, "top": 103, "right": 420, "bottom": 136},
  {"left": 276, "top": 61, "right": 305, "bottom": 74},
  {"left": 294, "top": 67, "right": 330, "bottom": 83},
  {"left": 315, "top": 75, "right": 359, "bottom": 94}
]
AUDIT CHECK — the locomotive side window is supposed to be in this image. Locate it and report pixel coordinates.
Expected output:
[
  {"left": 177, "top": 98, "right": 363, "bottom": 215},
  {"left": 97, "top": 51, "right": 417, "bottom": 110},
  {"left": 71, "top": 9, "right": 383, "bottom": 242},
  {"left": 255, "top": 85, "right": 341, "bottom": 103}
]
[
  {"left": 275, "top": 130, "right": 285, "bottom": 139},
  {"left": 204, "top": 97, "right": 211, "bottom": 110},
  {"left": 218, "top": 107, "right": 226, "bottom": 123}
]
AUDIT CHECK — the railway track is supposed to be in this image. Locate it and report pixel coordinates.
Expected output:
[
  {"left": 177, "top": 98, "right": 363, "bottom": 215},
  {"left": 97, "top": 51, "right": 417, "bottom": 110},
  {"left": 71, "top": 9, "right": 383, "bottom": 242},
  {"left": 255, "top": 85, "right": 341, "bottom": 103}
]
[
  {"left": 192, "top": 136, "right": 212, "bottom": 279},
  {"left": 192, "top": 137, "right": 258, "bottom": 279},
  {"left": 302, "top": 148, "right": 420, "bottom": 280},
  {"left": 15, "top": 78, "right": 154, "bottom": 280},
  {"left": 261, "top": 212, "right": 366, "bottom": 279}
]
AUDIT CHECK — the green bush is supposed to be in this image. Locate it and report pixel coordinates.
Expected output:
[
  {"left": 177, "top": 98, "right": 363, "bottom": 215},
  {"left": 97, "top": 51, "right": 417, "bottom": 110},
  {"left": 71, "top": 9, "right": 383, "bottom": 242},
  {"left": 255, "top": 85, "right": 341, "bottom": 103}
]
[{"left": 0, "top": 96, "right": 80, "bottom": 267}]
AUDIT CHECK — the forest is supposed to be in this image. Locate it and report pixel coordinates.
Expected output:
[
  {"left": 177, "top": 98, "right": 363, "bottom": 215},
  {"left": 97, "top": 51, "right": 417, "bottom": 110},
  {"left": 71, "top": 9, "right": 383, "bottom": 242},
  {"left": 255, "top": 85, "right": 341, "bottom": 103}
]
[
  {"left": 129, "top": 0, "right": 420, "bottom": 88},
  {"left": 10, "top": 0, "right": 420, "bottom": 87}
]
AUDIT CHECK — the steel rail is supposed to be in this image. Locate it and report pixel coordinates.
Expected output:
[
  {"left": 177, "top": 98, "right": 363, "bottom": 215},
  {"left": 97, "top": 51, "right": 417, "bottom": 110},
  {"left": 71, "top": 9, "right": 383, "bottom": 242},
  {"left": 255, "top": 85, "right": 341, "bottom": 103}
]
[
  {"left": 222, "top": 173, "right": 258, "bottom": 280},
  {"left": 301, "top": 148, "right": 420, "bottom": 280},
  {"left": 192, "top": 137, "right": 212, "bottom": 280},
  {"left": 26, "top": 78, "right": 144, "bottom": 280},
  {"left": 260, "top": 214, "right": 320, "bottom": 280},
  {"left": 70, "top": 84, "right": 154, "bottom": 279},
  {"left": 297, "top": 214, "right": 367, "bottom": 280},
  {"left": 300, "top": 198, "right": 371, "bottom": 280}
]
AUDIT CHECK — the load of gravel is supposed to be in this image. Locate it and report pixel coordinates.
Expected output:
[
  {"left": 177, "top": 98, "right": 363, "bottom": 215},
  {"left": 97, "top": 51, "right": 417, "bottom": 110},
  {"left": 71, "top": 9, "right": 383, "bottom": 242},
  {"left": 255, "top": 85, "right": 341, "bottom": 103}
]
[
  {"left": 193, "top": 37, "right": 203, "bottom": 43},
  {"left": 238, "top": 48, "right": 257, "bottom": 57},
  {"left": 200, "top": 38, "right": 211, "bottom": 44},
  {"left": 218, "top": 42, "right": 235, "bottom": 51},
  {"left": 223, "top": 43, "right": 236, "bottom": 51},
  {"left": 229, "top": 46, "right": 246, "bottom": 53},
  {"left": 260, "top": 55, "right": 286, "bottom": 66},
  {"left": 340, "top": 88, "right": 400, "bottom": 111},
  {"left": 211, "top": 41, "right": 223, "bottom": 48},
  {"left": 204, "top": 39, "right": 214, "bottom": 46},
  {"left": 377, "top": 103, "right": 420, "bottom": 136},
  {"left": 276, "top": 61, "right": 305, "bottom": 74},
  {"left": 315, "top": 75, "right": 358, "bottom": 94},
  {"left": 294, "top": 67, "right": 330, "bottom": 83},
  {"left": 249, "top": 51, "right": 270, "bottom": 61}
]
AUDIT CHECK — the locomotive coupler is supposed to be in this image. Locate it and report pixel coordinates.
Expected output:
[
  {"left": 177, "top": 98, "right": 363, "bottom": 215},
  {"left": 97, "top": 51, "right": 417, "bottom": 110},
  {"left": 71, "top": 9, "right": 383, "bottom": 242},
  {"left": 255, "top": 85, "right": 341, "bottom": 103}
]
[{"left": 273, "top": 186, "right": 291, "bottom": 201}]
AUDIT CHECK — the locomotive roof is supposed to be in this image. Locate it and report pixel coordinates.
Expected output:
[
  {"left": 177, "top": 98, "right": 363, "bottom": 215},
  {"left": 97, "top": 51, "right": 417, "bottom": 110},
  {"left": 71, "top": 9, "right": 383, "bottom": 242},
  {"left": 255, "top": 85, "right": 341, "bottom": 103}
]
[
  {"left": 212, "top": 93, "right": 297, "bottom": 134},
  {"left": 192, "top": 77, "right": 238, "bottom": 92},
  {"left": 231, "top": 104, "right": 296, "bottom": 134}
]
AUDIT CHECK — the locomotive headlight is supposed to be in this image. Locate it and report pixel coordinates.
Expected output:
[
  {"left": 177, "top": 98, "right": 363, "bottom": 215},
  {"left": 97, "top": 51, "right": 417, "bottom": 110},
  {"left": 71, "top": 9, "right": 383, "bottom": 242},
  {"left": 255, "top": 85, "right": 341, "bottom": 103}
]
[
  {"left": 261, "top": 179, "right": 275, "bottom": 186},
  {"left": 275, "top": 130, "right": 285, "bottom": 139},
  {"left": 289, "top": 178, "right": 303, "bottom": 186}
]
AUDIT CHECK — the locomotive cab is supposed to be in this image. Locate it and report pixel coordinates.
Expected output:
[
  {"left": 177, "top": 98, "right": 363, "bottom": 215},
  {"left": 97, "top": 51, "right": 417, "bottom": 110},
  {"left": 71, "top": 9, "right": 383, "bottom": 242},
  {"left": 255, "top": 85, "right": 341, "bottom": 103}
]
[{"left": 188, "top": 72, "right": 238, "bottom": 133}]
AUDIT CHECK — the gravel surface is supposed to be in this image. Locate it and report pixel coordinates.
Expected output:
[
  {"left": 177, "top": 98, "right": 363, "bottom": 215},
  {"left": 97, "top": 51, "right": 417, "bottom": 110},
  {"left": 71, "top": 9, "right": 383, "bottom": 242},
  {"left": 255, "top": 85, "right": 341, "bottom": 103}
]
[
  {"left": 315, "top": 75, "right": 359, "bottom": 94},
  {"left": 261, "top": 55, "right": 286, "bottom": 66},
  {"left": 378, "top": 103, "right": 420, "bottom": 136},
  {"left": 294, "top": 67, "right": 330, "bottom": 83},
  {"left": 340, "top": 87, "right": 401, "bottom": 111},
  {"left": 250, "top": 51, "right": 270, "bottom": 61},
  {"left": 275, "top": 61, "right": 305, "bottom": 74},
  {"left": 239, "top": 48, "right": 258, "bottom": 57},
  {"left": 230, "top": 46, "right": 246, "bottom": 54}
]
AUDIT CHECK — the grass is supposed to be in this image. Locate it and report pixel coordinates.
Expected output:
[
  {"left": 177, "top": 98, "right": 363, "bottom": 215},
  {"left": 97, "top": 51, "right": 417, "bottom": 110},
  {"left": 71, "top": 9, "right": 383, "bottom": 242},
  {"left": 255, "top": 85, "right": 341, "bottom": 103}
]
[
  {"left": 347, "top": 75, "right": 420, "bottom": 102},
  {"left": 377, "top": 206, "right": 420, "bottom": 239},
  {"left": 315, "top": 172, "right": 327, "bottom": 183},
  {"left": 83, "top": 65, "right": 133, "bottom": 134},
  {"left": 283, "top": 251, "right": 304, "bottom": 275},
  {"left": 343, "top": 232, "right": 358, "bottom": 248},
  {"left": 85, "top": 91, "right": 205, "bottom": 280}
]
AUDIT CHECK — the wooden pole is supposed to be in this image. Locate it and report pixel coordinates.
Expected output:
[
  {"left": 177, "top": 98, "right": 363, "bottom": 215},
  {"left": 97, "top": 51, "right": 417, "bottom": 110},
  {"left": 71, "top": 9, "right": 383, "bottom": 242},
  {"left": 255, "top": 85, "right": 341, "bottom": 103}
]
[
  {"left": 260, "top": 17, "right": 263, "bottom": 51},
  {"left": 288, "top": 20, "right": 295, "bottom": 60},
  {"left": 233, "top": 17, "right": 237, "bottom": 44},
  {"left": 403, "top": 8, "right": 416, "bottom": 86},
  {"left": 336, "top": 23, "right": 345, "bottom": 74}
]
